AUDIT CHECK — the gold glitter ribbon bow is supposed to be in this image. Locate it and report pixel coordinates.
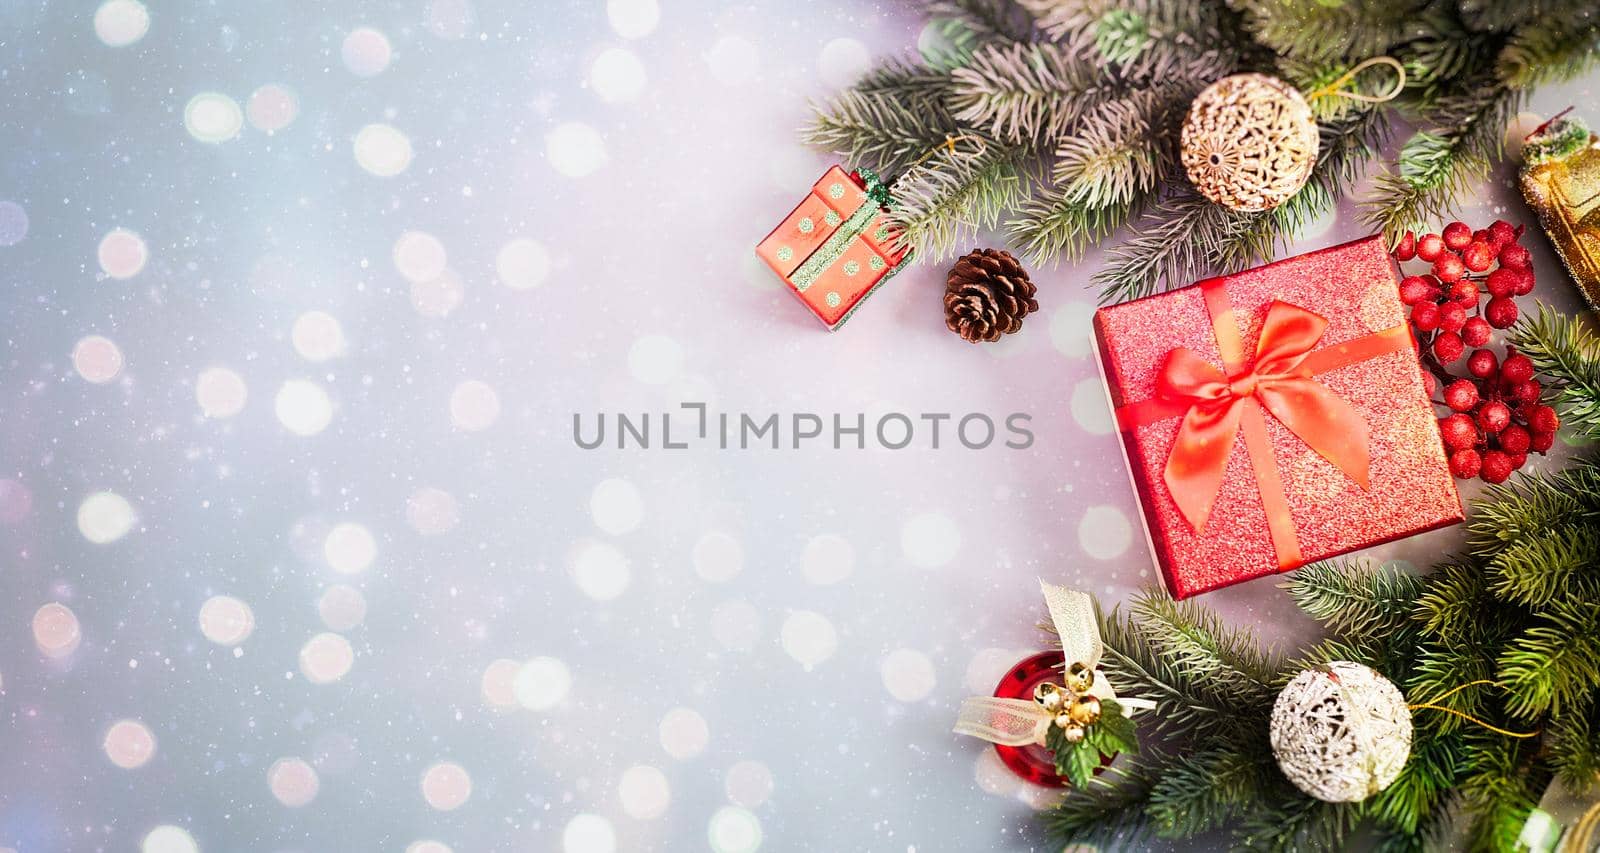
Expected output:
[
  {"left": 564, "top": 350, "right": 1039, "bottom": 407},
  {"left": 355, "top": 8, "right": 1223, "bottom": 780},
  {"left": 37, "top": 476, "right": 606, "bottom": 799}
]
[{"left": 952, "top": 582, "right": 1155, "bottom": 747}]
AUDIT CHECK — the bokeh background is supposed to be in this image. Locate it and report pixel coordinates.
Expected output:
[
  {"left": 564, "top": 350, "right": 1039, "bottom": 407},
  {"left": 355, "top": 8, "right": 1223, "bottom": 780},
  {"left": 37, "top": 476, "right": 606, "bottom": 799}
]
[{"left": 0, "top": 1, "right": 1594, "bottom": 851}]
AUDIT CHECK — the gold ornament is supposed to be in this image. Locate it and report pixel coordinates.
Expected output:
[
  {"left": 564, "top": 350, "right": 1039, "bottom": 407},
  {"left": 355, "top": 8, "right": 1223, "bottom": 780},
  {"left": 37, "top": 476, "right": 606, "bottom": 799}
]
[
  {"left": 1061, "top": 723, "right": 1086, "bottom": 744},
  {"left": 1068, "top": 694, "right": 1102, "bottom": 726},
  {"left": 1064, "top": 661, "right": 1095, "bottom": 694},
  {"left": 1181, "top": 73, "right": 1318, "bottom": 212},
  {"left": 1034, "top": 681, "right": 1065, "bottom": 712},
  {"left": 1520, "top": 110, "right": 1600, "bottom": 312}
]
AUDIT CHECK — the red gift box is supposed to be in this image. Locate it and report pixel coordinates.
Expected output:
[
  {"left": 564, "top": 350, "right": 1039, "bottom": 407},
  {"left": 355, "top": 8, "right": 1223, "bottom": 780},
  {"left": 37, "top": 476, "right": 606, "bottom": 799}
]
[
  {"left": 755, "top": 166, "right": 911, "bottom": 330},
  {"left": 1092, "top": 236, "right": 1464, "bottom": 599}
]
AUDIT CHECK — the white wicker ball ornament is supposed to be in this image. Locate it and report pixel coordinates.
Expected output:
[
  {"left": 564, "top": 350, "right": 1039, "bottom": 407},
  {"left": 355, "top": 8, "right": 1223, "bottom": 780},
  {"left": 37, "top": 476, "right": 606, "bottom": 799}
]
[
  {"left": 1269, "top": 661, "right": 1412, "bottom": 803},
  {"left": 1181, "top": 73, "right": 1320, "bottom": 212}
]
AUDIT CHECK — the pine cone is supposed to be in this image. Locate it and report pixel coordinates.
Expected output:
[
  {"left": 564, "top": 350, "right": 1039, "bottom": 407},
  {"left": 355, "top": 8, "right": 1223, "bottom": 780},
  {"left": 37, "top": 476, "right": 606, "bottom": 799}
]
[{"left": 943, "top": 249, "right": 1039, "bottom": 343}]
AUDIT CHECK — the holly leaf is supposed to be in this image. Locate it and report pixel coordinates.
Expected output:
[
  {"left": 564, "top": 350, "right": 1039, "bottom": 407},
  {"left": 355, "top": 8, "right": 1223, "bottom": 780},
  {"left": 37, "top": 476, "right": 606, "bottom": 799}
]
[
  {"left": 1045, "top": 723, "right": 1100, "bottom": 788},
  {"left": 1086, "top": 698, "right": 1140, "bottom": 758}
]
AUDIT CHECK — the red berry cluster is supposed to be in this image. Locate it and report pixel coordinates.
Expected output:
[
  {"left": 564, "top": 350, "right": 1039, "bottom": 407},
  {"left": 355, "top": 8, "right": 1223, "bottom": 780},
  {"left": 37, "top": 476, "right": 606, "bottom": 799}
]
[{"left": 1393, "top": 219, "right": 1559, "bottom": 484}]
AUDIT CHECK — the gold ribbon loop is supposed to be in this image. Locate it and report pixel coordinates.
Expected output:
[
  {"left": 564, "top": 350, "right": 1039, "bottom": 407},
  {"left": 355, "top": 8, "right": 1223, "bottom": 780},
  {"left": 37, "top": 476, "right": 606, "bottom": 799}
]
[{"left": 1307, "top": 56, "right": 1407, "bottom": 104}]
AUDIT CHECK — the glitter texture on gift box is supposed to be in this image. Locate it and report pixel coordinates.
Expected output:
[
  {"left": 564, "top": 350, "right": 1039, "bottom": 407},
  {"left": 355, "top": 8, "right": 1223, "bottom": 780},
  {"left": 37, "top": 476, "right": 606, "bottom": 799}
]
[{"left": 1093, "top": 236, "right": 1464, "bottom": 599}]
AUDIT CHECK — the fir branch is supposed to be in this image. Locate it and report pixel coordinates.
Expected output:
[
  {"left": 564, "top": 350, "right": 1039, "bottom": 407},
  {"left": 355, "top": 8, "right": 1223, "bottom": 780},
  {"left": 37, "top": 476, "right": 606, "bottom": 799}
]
[
  {"left": 1459, "top": 734, "right": 1549, "bottom": 852},
  {"left": 1041, "top": 759, "right": 1159, "bottom": 850},
  {"left": 1547, "top": 694, "right": 1600, "bottom": 793},
  {"left": 885, "top": 145, "right": 1028, "bottom": 260},
  {"left": 1510, "top": 304, "right": 1600, "bottom": 439},
  {"left": 1415, "top": 560, "right": 1495, "bottom": 643},
  {"left": 1485, "top": 522, "right": 1600, "bottom": 608},
  {"left": 1234, "top": 788, "right": 1363, "bottom": 851},
  {"left": 1144, "top": 747, "right": 1270, "bottom": 838},
  {"left": 1006, "top": 88, "right": 1181, "bottom": 264},
  {"left": 1230, "top": 0, "right": 1420, "bottom": 63},
  {"left": 803, "top": 88, "right": 961, "bottom": 176},
  {"left": 1097, "top": 602, "right": 1257, "bottom": 744},
  {"left": 1496, "top": 594, "right": 1600, "bottom": 719},
  {"left": 1498, "top": 14, "right": 1600, "bottom": 89},
  {"left": 1090, "top": 189, "right": 1260, "bottom": 304},
  {"left": 1284, "top": 559, "right": 1423, "bottom": 639},
  {"left": 1367, "top": 729, "right": 1464, "bottom": 838},
  {"left": 1362, "top": 82, "right": 1522, "bottom": 241},
  {"left": 1407, "top": 642, "right": 1500, "bottom": 736},
  {"left": 927, "top": 0, "right": 1038, "bottom": 55},
  {"left": 1468, "top": 460, "right": 1600, "bottom": 555},
  {"left": 1131, "top": 592, "right": 1280, "bottom": 710},
  {"left": 949, "top": 41, "right": 1127, "bottom": 145}
]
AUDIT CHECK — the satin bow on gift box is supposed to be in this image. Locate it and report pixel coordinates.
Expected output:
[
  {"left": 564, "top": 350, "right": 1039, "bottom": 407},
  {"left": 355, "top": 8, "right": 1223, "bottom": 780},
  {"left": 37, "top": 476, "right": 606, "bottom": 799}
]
[
  {"left": 1156, "top": 300, "right": 1374, "bottom": 531},
  {"left": 953, "top": 583, "right": 1154, "bottom": 749}
]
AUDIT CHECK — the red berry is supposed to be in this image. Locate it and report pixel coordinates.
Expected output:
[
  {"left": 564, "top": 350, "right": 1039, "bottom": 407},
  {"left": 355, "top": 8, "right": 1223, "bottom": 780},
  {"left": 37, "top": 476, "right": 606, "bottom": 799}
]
[
  {"left": 1449, "top": 279, "right": 1479, "bottom": 305},
  {"left": 1499, "top": 424, "right": 1532, "bottom": 453},
  {"left": 1411, "top": 301, "right": 1441, "bottom": 331},
  {"left": 1510, "top": 451, "right": 1530, "bottom": 470},
  {"left": 1488, "top": 220, "right": 1518, "bottom": 249},
  {"left": 1486, "top": 268, "right": 1520, "bottom": 297},
  {"left": 1529, "top": 404, "right": 1560, "bottom": 434},
  {"left": 1422, "top": 370, "right": 1437, "bottom": 396},
  {"left": 1481, "top": 450, "right": 1514, "bottom": 484},
  {"left": 1399, "top": 275, "right": 1437, "bottom": 305},
  {"left": 1499, "top": 242, "right": 1532, "bottom": 269},
  {"left": 1467, "top": 348, "right": 1498, "bottom": 378},
  {"left": 1433, "top": 253, "right": 1466, "bottom": 283},
  {"left": 1511, "top": 379, "right": 1542, "bottom": 406},
  {"left": 1444, "top": 378, "right": 1480, "bottom": 411},
  {"left": 1479, "top": 400, "right": 1512, "bottom": 433},
  {"left": 1443, "top": 221, "right": 1473, "bottom": 250},
  {"left": 1395, "top": 231, "right": 1417, "bottom": 262},
  {"left": 1433, "top": 330, "right": 1464, "bottom": 362},
  {"left": 1448, "top": 448, "right": 1482, "bottom": 479},
  {"left": 1440, "top": 413, "right": 1478, "bottom": 450},
  {"left": 1501, "top": 353, "right": 1535, "bottom": 385},
  {"left": 1531, "top": 430, "right": 1556, "bottom": 453},
  {"left": 1417, "top": 233, "right": 1445, "bottom": 262},
  {"left": 1439, "top": 301, "right": 1467, "bottom": 332},
  {"left": 1463, "top": 241, "right": 1494, "bottom": 272},
  {"left": 1485, "top": 296, "right": 1519, "bottom": 329},
  {"left": 1462, "top": 317, "right": 1492, "bottom": 347},
  {"left": 1513, "top": 268, "right": 1536, "bottom": 296}
]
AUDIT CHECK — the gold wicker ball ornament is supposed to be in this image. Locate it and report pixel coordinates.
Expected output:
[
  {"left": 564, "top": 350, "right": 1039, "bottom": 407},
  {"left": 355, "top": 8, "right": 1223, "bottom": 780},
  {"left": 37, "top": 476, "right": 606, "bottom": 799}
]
[
  {"left": 1269, "top": 661, "right": 1412, "bottom": 803},
  {"left": 1181, "top": 73, "right": 1320, "bottom": 212}
]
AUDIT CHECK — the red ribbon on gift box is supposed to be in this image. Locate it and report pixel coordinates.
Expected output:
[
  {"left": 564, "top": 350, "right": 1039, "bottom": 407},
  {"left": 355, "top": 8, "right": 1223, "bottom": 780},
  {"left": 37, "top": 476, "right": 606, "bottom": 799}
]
[{"left": 1114, "top": 279, "right": 1415, "bottom": 569}]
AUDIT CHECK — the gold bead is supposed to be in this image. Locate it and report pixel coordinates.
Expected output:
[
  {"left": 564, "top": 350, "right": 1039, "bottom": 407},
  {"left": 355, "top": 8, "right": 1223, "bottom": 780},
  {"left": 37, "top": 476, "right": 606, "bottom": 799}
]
[
  {"left": 1064, "top": 662, "right": 1095, "bottom": 694},
  {"left": 1068, "top": 694, "right": 1102, "bottom": 727},
  {"left": 1033, "top": 681, "right": 1064, "bottom": 712},
  {"left": 1062, "top": 723, "right": 1086, "bottom": 744},
  {"left": 1054, "top": 711, "right": 1074, "bottom": 730}
]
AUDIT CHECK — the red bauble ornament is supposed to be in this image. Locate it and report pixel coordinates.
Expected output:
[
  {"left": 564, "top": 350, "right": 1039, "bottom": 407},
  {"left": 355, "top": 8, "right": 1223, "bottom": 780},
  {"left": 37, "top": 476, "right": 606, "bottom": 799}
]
[{"left": 990, "top": 651, "right": 1068, "bottom": 787}]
